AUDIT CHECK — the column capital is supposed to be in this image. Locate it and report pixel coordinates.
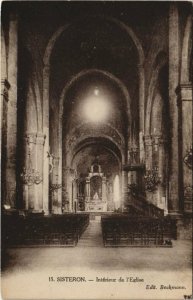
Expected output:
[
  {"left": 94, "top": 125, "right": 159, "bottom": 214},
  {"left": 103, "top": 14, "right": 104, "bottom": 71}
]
[
  {"left": 53, "top": 156, "right": 60, "bottom": 162},
  {"left": 43, "top": 64, "right": 50, "bottom": 74},
  {"left": 137, "top": 63, "right": 145, "bottom": 70},
  {"left": 63, "top": 166, "right": 70, "bottom": 172},
  {"left": 25, "top": 132, "right": 46, "bottom": 145},
  {"left": 36, "top": 133, "right": 46, "bottom": 145},
  {"left": 144, "top": 135, "right": 152, "bottom": 146},
  {"left": 151, "top": 134, "right": 167, "bottom": 146},
  {"left": 63, "top": 166, "right": 76, "bottom": 177},
  {"left": 86, "top": 177, "right": 90, "bottom": 183},
  {"left": 130, "top": 146, "right": 139, "bottom": 152},
  {"left": 25, "top": 132, "right": 37, "bottom": 144}
]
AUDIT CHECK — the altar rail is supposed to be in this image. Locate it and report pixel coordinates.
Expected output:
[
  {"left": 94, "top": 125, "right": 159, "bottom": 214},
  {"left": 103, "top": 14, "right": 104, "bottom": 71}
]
[
  {"left": 101, "top": 215, "right": 176, "bottom": 247},
  {"left": 2, "top": 213, "right": 89, "bottom": 247}
]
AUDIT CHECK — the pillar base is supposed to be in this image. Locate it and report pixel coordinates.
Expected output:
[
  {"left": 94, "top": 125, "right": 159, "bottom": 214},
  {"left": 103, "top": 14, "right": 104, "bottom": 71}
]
[
  {"left": 168, "top": 212, "right": 192, "bottom": 240},
  {"left": 168, "top": 211, "right": 183, "bottom": 219},
  {"left": 51, "top": 207, "right": 62, "bottom": 214}
]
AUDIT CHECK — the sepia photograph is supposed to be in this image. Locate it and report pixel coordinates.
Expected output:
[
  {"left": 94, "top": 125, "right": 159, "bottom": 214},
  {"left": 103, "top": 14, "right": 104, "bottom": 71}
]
[{"left": 1, "top": 1, "right": 192, "bottom": 299}]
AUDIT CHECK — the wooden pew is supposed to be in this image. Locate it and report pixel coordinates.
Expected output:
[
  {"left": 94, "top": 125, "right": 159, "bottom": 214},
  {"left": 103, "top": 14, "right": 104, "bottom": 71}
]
[
  {"left": 2, "top": 213, "right": 89, "bottom": 247},
  {"left": 101, "top": 215, "right": 176, "bottom": 247}
]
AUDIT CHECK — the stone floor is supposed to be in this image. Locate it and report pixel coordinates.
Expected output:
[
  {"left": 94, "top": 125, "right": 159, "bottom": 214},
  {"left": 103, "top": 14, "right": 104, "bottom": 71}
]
[
  {"left": 78, "top": 219, "right": 103, "bottom": 247},
  {"left": 1, "top": 220, "right": 192, "bottom": 300}
]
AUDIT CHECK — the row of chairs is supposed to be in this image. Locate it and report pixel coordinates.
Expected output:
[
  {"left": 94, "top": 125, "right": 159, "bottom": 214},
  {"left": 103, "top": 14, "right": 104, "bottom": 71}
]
[
  {"left": 2, "top": 213, "right": 89, "bottom": 247},
  {"left": 101, "top": 215, "right": 176, "bottom": 247}
]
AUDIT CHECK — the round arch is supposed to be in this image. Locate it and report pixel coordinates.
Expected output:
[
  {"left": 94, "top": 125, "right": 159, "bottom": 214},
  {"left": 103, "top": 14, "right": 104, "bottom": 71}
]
[
  {"left": 180, "top": 15, "right": 192, "bottom": 83},
  {"left": 68, "top": 136, "right": 123, "bottom": 213},
  {"left": 43, "top": 15, "right": 144, "bottom": 66},
  {"left": 64, "top": 121, "right": 125, "bottom": 159},
  {"left": 42, "top": 15, "right": 145, "bottom": 206},
  {"left": 71, "top": 136, "right": 122, "bottom": 168},
  {"left": 57, "top": 69, "right": 129, "bottom": 177},
  {"left": 42, "top": 14, "right": 145, "bottom": 134},
  {"left": 145, "top": 51, "right": 167, "bottom": 135},
  {"left": 1, "top": 28, "right": 7, "bottom": 79},
  {"left": 59, "top": 68, "right": 131, "bottom": 123}
]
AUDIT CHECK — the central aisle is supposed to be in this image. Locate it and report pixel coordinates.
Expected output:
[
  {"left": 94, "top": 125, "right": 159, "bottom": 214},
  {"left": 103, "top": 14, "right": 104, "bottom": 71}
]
[{"left": 78, "top": 219, "right": 103, "bottom": 247}]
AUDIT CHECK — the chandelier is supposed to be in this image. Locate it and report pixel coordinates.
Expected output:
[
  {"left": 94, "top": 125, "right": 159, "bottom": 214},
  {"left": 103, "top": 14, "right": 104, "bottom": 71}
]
[
  {"left": 144, "top": 166, "right": 161, "bottom": 192},
  {"left": 183, "top": 147, "right": 192, "bottom": 170},
  {"left": 20, "top": 147, "right": 42, "bottom": 186}
]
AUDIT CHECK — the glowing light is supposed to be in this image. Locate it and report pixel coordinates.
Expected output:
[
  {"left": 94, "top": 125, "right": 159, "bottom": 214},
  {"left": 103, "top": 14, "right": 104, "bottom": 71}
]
[
  {"left": 94, "top": 87, "right": 99, "bottom": 96},
  {"left": 83, "top": 92, "right": 109, "bottom": 123}
]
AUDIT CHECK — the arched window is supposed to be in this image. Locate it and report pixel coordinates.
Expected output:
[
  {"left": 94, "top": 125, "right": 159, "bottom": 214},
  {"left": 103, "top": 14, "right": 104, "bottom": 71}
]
[{"left": 113, "top": 175, "right": 120, "bottom": 209}]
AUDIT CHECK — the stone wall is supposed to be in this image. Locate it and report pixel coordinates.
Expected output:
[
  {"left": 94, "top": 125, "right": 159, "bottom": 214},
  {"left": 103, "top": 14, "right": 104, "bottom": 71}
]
[{"left": 1, "top": 2, "right": 192, "bottom": 219}]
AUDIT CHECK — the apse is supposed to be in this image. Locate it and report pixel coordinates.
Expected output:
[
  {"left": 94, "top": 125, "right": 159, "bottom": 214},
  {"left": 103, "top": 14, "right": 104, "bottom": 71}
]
[{"left": 72, "top": 143, "right": 121, "bottom": 212}]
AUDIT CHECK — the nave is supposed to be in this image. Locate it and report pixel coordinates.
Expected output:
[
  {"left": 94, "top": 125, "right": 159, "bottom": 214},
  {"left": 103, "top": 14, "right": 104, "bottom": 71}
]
[
  {"left": 2, "top": 212, "right": 177, "bottom": 248},
  {"left": 1, "top": 2, "right": 192, "bottom": 298}
]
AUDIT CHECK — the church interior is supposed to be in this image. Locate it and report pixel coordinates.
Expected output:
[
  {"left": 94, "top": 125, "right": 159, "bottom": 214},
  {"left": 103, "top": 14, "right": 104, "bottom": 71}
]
[{"left": 1, "top": 3, "right": 192, "bottom": 296}]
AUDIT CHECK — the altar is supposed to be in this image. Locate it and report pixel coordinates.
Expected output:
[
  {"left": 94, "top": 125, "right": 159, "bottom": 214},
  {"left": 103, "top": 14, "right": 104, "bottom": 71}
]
[
  {"left": 84, "top": 162, "right": 108, "bottom": 212},
  {"left": 85, "top": 192, "right": 107, "bottom": 212}
]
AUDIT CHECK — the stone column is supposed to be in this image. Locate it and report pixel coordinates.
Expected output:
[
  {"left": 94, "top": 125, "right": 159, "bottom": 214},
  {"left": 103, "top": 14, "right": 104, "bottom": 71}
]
[
  {"left": 139, "top": 131, "right": 145, "bottom": 163},
  {"left": 43, "top": 65, "right": 50, "bottom": 214},
  {"left": 144, "top": 135, "right": 153, "bottom": 170},
  {"left": 22, "top": 133, "right": 45, "bottom": 212},
  {"left": 138, "top": 64, "right": 145, "bottom": 133},
  {"left": 121, "top": 170, "right": 128, "bottom": 211},
  {"left": 138, "top": 64, "right": 145, "bottom": 163},
  {"left": 5, "top": 13, "right": 18, "bottom": 207},
  {"left": 24, "top": 133, "right": 37, "bottom": 210},
  {"left": 74, "top": 179, "right": 78, "bottom": 203},
  {"left": 107, "top": 182, "right": 114, "bottom": 211},
  {"left": 144, "top": 135, "right": 153, "bottom": 204},
  {"left": 1, "top": 79, "right": 10, "bottom": 205},
  {"left": 158, "top": 137, "right": 167, "bottom": 212},
  {"left": 85, "top": 177, "right": 90, "bottom": 211},
  {"left": 102, "top": 177, "right": 107, "bottom": 201},
  {"left": 50, "top": 156, "right": 61, "bottom": 213},
  {"left": 177, "top": 84, "right": 192, "bottom": 213},
  {"left": 152, "top": 134, "right": 167, "bottom": 211},
  {"left": 168, "top": 3, "right": 181, "bottom": 214},
  {"left": 85, "top": 177, "right": 90, "bottom": 200},
  {"left": 35, "top": 133, "right": 46, "bottom": 211},
  {"left": 69, "top": 168, "right": 76, "bottom": 212},
  {"left": 72, "top": 179, "right": 78, "bottom": 212},
  {"left": 62, "top": 167, "right": 70, "bottom": 212},
  {"left": 127, "top": 148, "right": 138, "bottom": 207}
]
